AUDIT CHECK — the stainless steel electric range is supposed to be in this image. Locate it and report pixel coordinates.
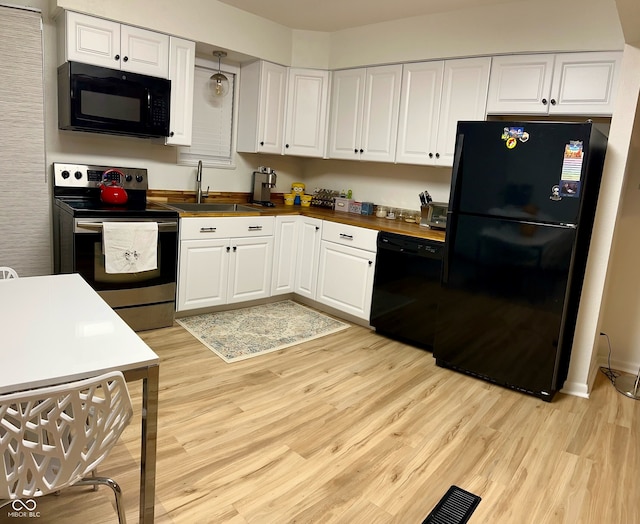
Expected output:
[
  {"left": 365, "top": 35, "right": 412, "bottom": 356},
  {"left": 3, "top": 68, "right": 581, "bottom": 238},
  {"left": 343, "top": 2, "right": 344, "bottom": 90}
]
[{"left": 52, "top": 162, "right": 179, "bottom": 331}]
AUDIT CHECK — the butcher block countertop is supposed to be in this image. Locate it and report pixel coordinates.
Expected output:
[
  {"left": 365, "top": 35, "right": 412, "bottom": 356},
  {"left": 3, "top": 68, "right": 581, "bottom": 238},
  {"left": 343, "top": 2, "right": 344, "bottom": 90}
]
[{"left": 149, "top": 191, "right": 445, "bottom": 242}]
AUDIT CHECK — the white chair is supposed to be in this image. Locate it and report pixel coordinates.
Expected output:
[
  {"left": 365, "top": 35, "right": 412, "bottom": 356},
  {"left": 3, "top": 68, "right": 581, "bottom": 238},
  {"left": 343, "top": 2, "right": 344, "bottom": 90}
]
[
  {"left": 0, "top": 267, "right": 18, "bottom": 279},
  {"left": 0, "top": 371, "right": 133, "bottom": 523}
]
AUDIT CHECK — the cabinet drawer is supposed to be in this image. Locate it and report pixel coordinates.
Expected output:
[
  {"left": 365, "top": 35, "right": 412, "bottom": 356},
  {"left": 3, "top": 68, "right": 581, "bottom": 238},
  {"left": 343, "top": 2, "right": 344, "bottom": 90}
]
[
  {"left": 321, "top": 221, "right": 377, "bottom": 252},
  {"left": 180, "top": 216, "right": 274, "bottom": 240}
]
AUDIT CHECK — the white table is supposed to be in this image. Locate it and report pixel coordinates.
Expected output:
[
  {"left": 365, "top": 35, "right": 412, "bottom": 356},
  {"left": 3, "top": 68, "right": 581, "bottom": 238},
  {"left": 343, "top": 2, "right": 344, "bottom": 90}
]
[{"left": 0, "top": 273, "right": 159, "bottom": 524}]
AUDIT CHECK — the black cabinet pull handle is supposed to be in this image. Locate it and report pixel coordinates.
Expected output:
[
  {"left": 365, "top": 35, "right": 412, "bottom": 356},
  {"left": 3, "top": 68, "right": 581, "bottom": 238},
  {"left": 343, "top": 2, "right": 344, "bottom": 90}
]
[
  {"left": 339, "top": 233, "right": 353, "bottom": 240},
  {"left": 542, "top": 98, "right": 548, "bottom": 105},
  {"left": 114, "top": 54, "right": 120, "bottom": 61}
]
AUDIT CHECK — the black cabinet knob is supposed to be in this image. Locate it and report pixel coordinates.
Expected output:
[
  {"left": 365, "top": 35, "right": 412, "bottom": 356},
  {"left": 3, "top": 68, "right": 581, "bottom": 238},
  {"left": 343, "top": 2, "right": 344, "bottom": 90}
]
[
  {"left": 429, "top": 153, "right": 434, "bottom": 158},
  {"left": 315, "top": 226, "right": 319, "bottom": 231},
  {"left": 260, "top": 141, "right": 264, "bottom": 146},
  {"left": 354, "top": 148, "right": 358, "bottom": 153},
  {"left": 285, "top": 144, "right": 289, "bottom": 148},
  {"left": 368, "top": 260, "right": 373, "bottom": 266},
  {"left": 550, "top": 99, "right": 556, "bottom": 105},
  {"left": 169, "top": 131, "right": 174, "bottom": 137},
  {"left": 123, "top": 56, "right": 128, "bottom": 62},
  {"left": 435, "top": 153, "right": 440, "bottom": 158},
  {"left": 359, "top": 149, "right": 363, "bottom": 154},
  {"left": 114, "top": 54, "right": 120, "bottom": 61},
  {"left": 226, "top": 246, "right": 230, "bottom": 252},
  {"left": 233, "top": 246, "right": 237, "bottom": 252},
  {"left": 542, "top": 98, "right": 548, "bottom": 105}
]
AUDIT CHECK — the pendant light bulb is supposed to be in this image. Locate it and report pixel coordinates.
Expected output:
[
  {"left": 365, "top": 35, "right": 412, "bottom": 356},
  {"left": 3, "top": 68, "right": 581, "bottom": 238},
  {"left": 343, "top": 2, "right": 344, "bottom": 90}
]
[{"left": 210, "top": 51, "right": 229, "bottom": 98}]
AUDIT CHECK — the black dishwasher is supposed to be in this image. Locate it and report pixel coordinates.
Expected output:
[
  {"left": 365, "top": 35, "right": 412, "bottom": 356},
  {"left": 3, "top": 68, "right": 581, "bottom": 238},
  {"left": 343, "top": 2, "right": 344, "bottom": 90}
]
[{"left": 370, "top": 231, "right": 443, "bottom": 349}]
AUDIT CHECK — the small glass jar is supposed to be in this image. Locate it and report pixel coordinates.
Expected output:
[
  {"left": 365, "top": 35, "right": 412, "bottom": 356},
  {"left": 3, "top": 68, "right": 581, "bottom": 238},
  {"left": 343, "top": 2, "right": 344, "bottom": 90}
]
[
  {"left": 375, "top": 206, "right": 387, "bottom": 218},
  {"left": 386, "top": 208, "right": 396, "bottom": 219}
]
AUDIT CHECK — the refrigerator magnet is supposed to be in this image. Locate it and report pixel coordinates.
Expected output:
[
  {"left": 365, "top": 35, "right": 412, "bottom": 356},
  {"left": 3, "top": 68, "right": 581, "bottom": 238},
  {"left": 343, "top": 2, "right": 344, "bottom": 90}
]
[
  {"left": 550, "top": 185, "right": 562, "bottom": 201},
  {"left": 559, "top": 141, "right": 584, "bottom": 198}
]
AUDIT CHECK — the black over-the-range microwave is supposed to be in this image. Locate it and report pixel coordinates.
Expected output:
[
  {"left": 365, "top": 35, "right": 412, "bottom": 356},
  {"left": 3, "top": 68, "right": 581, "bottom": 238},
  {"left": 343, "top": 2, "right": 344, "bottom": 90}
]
[{"left": 57, "top": 61, "right": 171, "bottom": 138}]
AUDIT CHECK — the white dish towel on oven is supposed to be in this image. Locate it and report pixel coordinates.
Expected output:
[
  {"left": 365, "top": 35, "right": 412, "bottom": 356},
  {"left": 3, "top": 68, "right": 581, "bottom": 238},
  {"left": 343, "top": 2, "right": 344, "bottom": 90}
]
[{"left": 102, "top": 222, "right": 158, "bottom": 274}]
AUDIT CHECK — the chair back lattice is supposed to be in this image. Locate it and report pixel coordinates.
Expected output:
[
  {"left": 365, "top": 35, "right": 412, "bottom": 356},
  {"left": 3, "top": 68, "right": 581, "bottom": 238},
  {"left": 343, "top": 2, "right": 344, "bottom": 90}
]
[
  {"left": 0, "top": 371, "right": 133, "bottom": 499},
  {"left": 0, "top": 267, "right": 18, "bottom": 279}
]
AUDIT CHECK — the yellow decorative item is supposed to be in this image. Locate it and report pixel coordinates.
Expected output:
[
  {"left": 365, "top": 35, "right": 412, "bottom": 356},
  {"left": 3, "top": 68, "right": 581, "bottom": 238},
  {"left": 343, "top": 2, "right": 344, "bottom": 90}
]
[
  {"left": 291, "top": 182, "right": 305, "bottom": 205},
  {"left": 284, "top": 193, "right": 295, "bottom": 206},
  {"left": 300, "top": 195, "right": 312, "bottom": 207}
]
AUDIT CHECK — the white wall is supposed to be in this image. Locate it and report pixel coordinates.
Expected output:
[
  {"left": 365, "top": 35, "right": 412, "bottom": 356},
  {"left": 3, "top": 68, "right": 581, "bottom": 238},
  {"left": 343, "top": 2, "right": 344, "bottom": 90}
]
[{"left": 328, "top": 0, "right": 624, "bottom": 69}]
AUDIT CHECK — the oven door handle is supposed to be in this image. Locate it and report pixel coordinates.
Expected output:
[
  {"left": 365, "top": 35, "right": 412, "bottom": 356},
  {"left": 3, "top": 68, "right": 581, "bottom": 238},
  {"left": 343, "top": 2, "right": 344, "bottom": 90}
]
[{"left": 75, "top": 221, "right": 178, "bottom": 233}]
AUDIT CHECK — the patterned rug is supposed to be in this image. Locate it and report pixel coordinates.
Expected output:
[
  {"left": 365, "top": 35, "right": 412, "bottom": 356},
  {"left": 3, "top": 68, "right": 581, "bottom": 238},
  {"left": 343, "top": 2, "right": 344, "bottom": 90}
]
[{"left": 176, "top": 300, "right": 350, "bottom": 363}]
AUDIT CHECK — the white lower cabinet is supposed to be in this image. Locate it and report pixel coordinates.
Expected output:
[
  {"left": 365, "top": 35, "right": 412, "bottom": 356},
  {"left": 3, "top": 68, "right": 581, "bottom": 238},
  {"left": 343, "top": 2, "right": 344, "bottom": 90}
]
[
  {"left": 177, "top": 217, "right": 274, "bottom": 311},
  {"left": 294, "top": 217, "right": 323, "bottom": 299},
  {"left": 271, "top": 215, "right": 299, "bottom": 296},
  {"left": 316, "top": 222, "right": 377, "bottom": 320}
]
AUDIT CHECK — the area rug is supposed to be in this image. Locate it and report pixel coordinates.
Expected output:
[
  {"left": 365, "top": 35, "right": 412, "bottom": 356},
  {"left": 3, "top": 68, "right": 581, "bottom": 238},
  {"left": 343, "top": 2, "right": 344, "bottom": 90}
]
[{"left": 176, "top": 300, "right": 350, "bottom": 363}]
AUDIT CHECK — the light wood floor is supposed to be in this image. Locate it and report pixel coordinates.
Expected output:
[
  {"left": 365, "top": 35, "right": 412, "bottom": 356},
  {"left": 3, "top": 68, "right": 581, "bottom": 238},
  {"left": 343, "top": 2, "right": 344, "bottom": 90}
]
[{"left": 25, "top": 316, "right": 640, "bottom": 523}]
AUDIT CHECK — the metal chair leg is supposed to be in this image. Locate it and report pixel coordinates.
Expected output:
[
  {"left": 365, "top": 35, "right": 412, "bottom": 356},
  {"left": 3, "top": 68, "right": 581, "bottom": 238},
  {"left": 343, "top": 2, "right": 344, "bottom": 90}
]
[{"left": 74, "top": 477, "right": 127, "bottom": 524}]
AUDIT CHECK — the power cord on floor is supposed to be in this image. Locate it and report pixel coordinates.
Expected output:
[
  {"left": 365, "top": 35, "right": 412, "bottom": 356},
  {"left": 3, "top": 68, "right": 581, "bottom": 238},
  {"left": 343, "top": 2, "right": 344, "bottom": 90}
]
[{"left": 599, "top": 331, "right": 620, "bottom": 385}]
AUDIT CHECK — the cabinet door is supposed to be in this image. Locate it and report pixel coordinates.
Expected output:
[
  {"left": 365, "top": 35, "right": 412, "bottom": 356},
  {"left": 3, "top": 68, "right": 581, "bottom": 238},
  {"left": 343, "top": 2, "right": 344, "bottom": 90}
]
[
  {"left": 228, "top": 236, "right": 274, "bottom": 304},
  {"left": 396, "top": 61, "right": 444, "bottom": 165},
  {"left": 65, "top": 11, "right": 121, "bottom": 69},
  {"left": 316, "top": 241, "right": 376, "bottom": 320},
  {"left": 549, "top": 52, "right": 622, "bottom": 116},
  {"left": 284, "top": 69, "right": 329, "bottom": 157},
  {"left": 436, "top": 57, "right": 491, "bottom": 166},
  {"left": 294, "top": 217, "right": 322, "bottom": 299},
  {"left": 327, "top": 68, "right": 366, "bottom": 160},
  {"left": 177, "top": 238, "right": 229, "bottom": 311},
  {"left": 271, "top": 216, "right": 299, "bottom": 296},
  {"left": 257, "top": 61, "right": 288, "bottom": 154},
  {"left": 166, "top": 37, "right": 195, "bottom": 146},
  {"left": 486, "top": 54, "right": 555, "bottom": 115},
  {"left": 360, "top": 64, "right": 402, "bottom": 162},
  {"left": 120, "top": 24, "right": 169, "bottom": 78}
]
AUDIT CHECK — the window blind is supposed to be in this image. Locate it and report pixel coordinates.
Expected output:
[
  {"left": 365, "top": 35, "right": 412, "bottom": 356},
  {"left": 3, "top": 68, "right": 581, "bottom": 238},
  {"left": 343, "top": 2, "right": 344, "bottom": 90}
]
[
  {"left": 179, "top": 65, "right": 235, "bottom": 167},
  {"left": 0, "top": 5, "right": 50, "bottom": 276}
]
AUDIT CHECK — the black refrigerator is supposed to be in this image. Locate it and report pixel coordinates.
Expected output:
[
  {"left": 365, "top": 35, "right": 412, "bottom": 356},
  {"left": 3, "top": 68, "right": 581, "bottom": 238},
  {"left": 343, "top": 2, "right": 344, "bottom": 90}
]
[{"left": 433, "top": 121, "right": 608, "bottom": 401}]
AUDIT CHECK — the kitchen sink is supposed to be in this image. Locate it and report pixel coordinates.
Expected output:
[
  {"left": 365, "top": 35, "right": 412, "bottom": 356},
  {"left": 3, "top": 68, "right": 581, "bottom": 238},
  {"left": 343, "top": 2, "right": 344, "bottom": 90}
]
[{"left": 167, "top": 203, "right": 259, "bottom": 213}]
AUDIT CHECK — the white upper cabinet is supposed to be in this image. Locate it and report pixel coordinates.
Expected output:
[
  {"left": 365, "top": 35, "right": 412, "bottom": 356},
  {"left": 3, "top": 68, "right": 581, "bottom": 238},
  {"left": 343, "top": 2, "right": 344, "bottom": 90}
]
[
  {"left": 396, "top": 57, "right": 491, "bottom": 167},
  {"left": 486, "top": 52, "right": 622, "bottom": 116},
  {"left": 283, "top": 68, "right": 330, "bottom": 157},
  {"left": 61, "top": 11, "right": 169, "bottom": 78},
  {"left": 328, "top": 64, "right": 402, "bottom": 162},
  {"left": 237, "top": 60, "right": 288, "bottom": 154},
  {"left": 165, "top": 37, "right": 195, "bottom": 146}
]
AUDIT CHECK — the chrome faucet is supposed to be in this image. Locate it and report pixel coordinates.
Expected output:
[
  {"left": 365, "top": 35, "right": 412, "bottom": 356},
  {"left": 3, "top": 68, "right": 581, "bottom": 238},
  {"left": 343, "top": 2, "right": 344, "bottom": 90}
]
[{"left": 196, "top": 160, "right": 209, "bottom": 203}]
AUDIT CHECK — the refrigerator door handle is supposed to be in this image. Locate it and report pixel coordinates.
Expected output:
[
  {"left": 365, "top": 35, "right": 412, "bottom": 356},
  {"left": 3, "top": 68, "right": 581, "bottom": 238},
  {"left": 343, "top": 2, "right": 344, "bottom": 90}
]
[
  {"left": 442, "top": 133, "right": 464, "bottom": 285},
  {"left": 448, "top": 133, "right": 465, "bottom": 213}
]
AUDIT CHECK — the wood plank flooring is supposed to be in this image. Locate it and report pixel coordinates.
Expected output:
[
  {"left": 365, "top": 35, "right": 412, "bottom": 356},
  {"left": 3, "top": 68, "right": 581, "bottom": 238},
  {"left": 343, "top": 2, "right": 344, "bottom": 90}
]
[{"left": 21, "top": 316, "right": 640, "bottom": 523}]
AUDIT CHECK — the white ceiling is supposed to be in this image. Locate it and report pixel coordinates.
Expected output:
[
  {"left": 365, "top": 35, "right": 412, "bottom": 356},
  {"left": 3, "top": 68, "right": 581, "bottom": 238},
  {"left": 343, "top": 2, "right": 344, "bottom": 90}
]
[{"left": 217, "top": 0, "right": 520, "bottom": 32}]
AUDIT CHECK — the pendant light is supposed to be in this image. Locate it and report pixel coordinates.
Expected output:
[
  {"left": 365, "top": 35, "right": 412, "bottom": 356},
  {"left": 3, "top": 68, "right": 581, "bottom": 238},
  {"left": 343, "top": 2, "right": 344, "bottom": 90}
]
[{"left": 210, "top": 51, "right": 229, "bottom": 98}]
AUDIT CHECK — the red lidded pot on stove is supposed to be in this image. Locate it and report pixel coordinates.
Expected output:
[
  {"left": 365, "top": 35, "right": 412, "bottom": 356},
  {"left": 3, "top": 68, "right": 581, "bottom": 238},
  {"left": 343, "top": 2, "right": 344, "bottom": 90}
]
[{"left": 99, "top": 169, "right": 128, "bottom": 205}]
